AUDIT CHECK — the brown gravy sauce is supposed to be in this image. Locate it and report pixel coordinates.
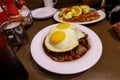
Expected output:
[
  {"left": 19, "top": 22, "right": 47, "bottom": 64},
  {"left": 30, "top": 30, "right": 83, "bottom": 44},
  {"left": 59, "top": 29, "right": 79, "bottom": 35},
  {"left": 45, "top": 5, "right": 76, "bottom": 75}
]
[{"left": 42, "top": 35, "right": 91, "bottom": 62}]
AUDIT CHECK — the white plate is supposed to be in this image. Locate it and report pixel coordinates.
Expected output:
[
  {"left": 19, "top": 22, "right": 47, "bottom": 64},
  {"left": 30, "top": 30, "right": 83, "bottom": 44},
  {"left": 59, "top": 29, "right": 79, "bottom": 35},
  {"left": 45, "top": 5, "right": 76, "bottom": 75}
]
[
  {"left": 53, "top": 10, "right": 106, "bottom": 25},
  {"left": 31, "top": 7, "right": 57, "bottom": 19},
  {"left": 30, "top": 23, "right": 103, "bottom": 74}
]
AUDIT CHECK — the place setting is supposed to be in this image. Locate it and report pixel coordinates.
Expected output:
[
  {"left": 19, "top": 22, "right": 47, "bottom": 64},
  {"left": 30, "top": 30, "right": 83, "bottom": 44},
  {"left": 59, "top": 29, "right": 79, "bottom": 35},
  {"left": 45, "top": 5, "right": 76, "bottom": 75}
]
[
  {"left": 53, "top": 5, "right": 106, "bottom": 25},
  {"left": 30, "top": 23, "right": 103, "bottom": 74},
  {"left": 31, "top": 0, "right": 105, "bottom": 25},
  {"left": 30, "top": 1, "right": 105, "bottom": 75}
]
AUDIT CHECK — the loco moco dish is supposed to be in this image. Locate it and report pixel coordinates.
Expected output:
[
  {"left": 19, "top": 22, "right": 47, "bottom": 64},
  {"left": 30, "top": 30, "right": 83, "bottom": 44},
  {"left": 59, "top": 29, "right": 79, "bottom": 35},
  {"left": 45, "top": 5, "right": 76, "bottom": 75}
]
[
  {"left": 43, "top": 23, "right": 91, "bottom": 62},
  {"left": 59, "top": 5, "right": 100, "bottom": 22}
]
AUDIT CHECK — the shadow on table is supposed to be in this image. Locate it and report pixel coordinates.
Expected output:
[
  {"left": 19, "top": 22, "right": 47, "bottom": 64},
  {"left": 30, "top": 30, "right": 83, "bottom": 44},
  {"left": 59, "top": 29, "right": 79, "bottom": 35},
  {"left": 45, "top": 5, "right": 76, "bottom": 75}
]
[{"left": 108, "top": 29, "right": 120, "bottom": 41}]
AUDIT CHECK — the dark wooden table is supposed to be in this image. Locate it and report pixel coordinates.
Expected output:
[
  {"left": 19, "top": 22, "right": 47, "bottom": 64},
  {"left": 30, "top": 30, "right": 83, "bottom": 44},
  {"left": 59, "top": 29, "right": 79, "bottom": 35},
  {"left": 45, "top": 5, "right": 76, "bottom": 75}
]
[
  {"left": 16, "top": 17, "right": 120, "bottom": 80},
  {"left": 16, "top": 0, "right": 120, "bottom": 79}
]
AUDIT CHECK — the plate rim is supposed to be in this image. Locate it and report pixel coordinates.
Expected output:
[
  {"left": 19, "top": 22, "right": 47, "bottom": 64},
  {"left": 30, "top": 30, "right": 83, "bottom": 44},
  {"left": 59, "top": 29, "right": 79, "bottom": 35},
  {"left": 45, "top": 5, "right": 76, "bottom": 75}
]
[
  {"left": 30, "top": 23, "right": 103, "bottom": 74},
  {"left": 31, "top": 7, "right": 57, "bottom": 19},
  {"left": 53, "top": 10, "right": 106, "bottom": 25}
]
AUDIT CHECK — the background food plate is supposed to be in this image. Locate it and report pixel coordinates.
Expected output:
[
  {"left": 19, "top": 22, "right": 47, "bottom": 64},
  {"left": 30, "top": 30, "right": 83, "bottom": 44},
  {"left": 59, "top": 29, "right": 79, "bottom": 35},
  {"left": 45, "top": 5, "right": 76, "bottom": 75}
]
[
  {"left": 31, "top": 7, "right": 57, "bottom": 19},
  {"left": 53, "top": 10, "right": 105, "bottom": 25},
  {"left": 30, "top": 23, "right": 103, "bottom": 74}
]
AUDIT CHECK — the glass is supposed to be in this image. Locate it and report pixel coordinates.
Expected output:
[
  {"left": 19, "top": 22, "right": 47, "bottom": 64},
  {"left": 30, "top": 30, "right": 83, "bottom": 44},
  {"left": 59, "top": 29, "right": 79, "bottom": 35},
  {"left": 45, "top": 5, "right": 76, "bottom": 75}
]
[
  {"left": 0, "top": 20, "right": 29, "bottom": 46},
  {"left": 21, "top": 6, "right": 33, "bottom": 30}
]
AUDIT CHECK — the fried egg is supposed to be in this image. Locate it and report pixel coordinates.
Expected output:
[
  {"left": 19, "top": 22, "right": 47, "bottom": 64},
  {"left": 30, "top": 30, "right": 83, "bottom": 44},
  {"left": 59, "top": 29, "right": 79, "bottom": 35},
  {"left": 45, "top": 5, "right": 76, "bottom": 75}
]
[{"left": 45, "top": 23, "right": 85, "bottom": 52}]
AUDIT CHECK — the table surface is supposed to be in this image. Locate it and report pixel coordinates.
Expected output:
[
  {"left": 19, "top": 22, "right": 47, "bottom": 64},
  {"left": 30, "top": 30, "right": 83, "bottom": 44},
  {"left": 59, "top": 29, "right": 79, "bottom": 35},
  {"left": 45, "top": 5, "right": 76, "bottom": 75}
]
[{"left": 16, "top": 16, "right": 120, "bottom": 80}]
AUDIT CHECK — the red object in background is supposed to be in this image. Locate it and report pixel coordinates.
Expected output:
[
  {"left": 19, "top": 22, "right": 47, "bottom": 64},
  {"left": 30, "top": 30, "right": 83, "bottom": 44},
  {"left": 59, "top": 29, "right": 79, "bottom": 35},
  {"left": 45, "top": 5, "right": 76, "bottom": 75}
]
[
  {"left": 0, "top": 34, "right": 5, "bottom": 52},
  {"left": 0, "top": 33, "right": 28, "bottom": 80},
  {"left": 6, "top": 3, "right": 19, "bottom": 16},
  {"left": 6, "top": 3, "right": 22, "bottom": 21},
  {"left": 0, "top": 3, "right": 8, "bottom": 24},
  {"left": 1, "top": 0, "right": 14, "bottom": 4},
  {"left": 17, "top": 0, "right": 27, "bottom": 9}
]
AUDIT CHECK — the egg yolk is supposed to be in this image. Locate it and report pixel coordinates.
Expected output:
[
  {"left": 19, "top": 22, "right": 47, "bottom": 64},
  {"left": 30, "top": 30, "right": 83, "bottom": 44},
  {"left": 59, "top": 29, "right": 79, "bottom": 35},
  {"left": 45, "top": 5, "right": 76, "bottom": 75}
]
[
  {"left": 57, "top": 23, "right": 71, "bottom": 29},
  {"left": 50, "top": 31, "right": 65, "bottom": 45}
]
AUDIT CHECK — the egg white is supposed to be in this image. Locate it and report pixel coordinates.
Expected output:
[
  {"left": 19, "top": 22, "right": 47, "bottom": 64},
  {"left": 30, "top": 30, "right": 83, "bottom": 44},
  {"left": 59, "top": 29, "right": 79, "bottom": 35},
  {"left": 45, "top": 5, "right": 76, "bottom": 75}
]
[{"left": 45, "top": 23, "right": 85, "bottom": 52}]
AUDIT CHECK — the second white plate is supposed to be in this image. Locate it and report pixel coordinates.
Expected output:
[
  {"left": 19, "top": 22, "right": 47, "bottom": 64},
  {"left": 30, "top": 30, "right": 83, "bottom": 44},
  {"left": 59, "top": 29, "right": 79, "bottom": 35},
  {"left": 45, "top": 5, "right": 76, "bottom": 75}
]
[
  {"left": 31, "top": 7, "right": 57, "bottom": 19},
  {"left": 53, "top": 10, "right": 106, "bottom": 25}
]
